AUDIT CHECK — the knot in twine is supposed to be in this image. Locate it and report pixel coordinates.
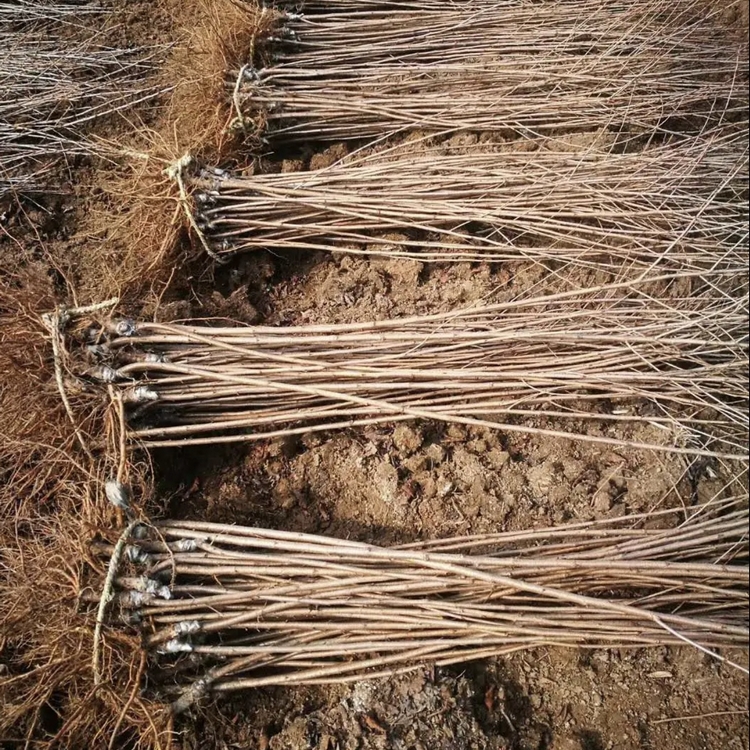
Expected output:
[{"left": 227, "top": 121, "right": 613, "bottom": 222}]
[{"left": 165, "top": 153, "right": 226, "bottom": 264}]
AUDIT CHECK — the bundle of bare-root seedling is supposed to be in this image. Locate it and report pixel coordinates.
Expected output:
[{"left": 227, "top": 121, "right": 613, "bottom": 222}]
[
  {"left": 0, "top": 0, "right": 99, "bottom": 24},
  {"left": 78, "top": 270, "right": 748, "bottom": 459},
  {"left": 0, "top": 2, "right": 164, "bottom": 198},
  {"left": 96, "top": 501, "right": 748, "bottom": 711},
  {"left": 190, "top": 131, "right": 749, "bottom": 269},
  {"left": 236, "top": 0, "right": 749, "bottom": 142}
]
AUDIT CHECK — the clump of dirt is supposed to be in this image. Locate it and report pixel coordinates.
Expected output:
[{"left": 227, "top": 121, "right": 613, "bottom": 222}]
[
  {"left": 267, "top": 672, "right": 506, "bottom": 750},
  {"left": 177, "top": 672, "right": 506, "bottom": 750},
  {"left": 171, "top": 648, "right": 747, "bottom": 750}
]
